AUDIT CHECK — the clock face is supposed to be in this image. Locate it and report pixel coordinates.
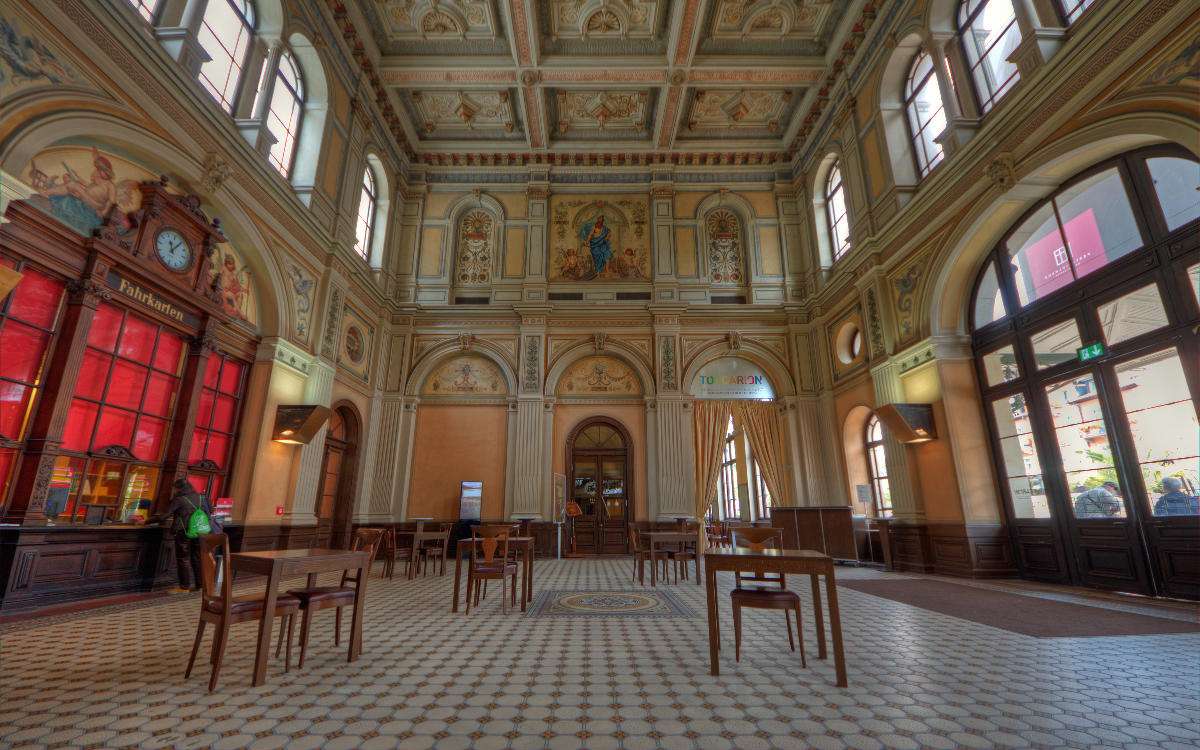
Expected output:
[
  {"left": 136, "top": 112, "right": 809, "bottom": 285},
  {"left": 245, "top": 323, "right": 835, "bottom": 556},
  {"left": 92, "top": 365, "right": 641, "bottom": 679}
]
[{"left": 155, "top": 229, "right": 191, "bottom": 271}]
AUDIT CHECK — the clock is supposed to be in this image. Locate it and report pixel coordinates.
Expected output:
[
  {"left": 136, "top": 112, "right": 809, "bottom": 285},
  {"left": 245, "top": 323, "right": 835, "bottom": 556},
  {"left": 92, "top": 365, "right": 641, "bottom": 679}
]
[{"left": 155, "top": 229, "right": 191, "bottom": 272}]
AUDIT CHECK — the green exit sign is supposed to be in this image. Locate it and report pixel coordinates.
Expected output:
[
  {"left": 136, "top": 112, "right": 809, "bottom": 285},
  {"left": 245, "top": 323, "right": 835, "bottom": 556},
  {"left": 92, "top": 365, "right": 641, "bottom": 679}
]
[{"left": 1077, "top": 342, "right": 1105, "bottom": 362}]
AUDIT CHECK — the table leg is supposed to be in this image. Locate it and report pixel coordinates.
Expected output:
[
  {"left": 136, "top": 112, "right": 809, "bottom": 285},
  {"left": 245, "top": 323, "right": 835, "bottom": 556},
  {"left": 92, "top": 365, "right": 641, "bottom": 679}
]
[
  {"left": 810, "top": 573, "right": 827, "bottom": 660},
  {"left": 705, "top": 563, "right": 720, "bottom": 676},
  {"left": 348, "top": 561, "right": 367, "bottom": 662},
  {"left": 451, "top": 542, "right": 465, "bottom": 612},
  {"left": 521, "top": 543, "right": 531, "bottom": 612},
  {"left": 694, "top": 551, "right": 701, "bottom": 586},
  {"left": 824, "top": 569, "right": 847, "bottom": 688},
  {"left": 650, "top": 542, "right": 658, "bottom": 587},
  {"left": 251, "top": 563, "right": 280, "bottom": 686}
]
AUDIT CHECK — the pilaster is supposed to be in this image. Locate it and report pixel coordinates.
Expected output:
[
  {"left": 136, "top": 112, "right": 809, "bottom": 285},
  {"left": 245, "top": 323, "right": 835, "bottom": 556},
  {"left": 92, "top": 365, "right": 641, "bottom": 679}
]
[
  {"left": 651, "top": 178, "right": 677, "bottom": 303},
  {"left": 650, "top": 306, "right": 691, "bottom": 518},
  {"left": 285, "top": 358, "right": 336, "bottom": 526},
  {"left": 870, "top": 358, "right": 923, "bottom": 522},
  {"left": 523, "top": 180, "right": 550, "bottom": 302}
]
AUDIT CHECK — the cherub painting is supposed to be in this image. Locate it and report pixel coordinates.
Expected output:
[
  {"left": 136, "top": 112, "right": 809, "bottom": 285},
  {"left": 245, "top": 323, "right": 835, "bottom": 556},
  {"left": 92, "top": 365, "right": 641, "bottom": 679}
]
[
  {"left": 28, "top": 146, "right": 138, "bottom": 234},
  {"left": 211, "top": 251, "right": 253, "bottom": 323},
  {"left": 549, "top": 195, "right": 651, "bottom": 282}
]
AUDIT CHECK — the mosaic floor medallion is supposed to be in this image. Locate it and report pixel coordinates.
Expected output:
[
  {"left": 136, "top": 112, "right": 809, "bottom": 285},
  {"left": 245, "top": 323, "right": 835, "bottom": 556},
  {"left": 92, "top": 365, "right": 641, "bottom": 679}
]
[{"left": 526, "top": 588, "right": 696, "bottom": 618}]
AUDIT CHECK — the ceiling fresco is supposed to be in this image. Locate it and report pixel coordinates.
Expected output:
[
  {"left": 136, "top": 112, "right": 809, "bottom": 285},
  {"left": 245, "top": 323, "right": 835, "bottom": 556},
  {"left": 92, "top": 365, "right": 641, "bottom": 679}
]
[{"left": 345, "top": 0, "right": 869, "bottom": 160}]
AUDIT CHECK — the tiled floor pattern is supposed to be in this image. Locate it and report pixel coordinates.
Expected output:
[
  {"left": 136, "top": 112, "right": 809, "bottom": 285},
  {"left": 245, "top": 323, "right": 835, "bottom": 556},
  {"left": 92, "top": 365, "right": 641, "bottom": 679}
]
[{"left": 1, "top": 559, "right": 1197, "bottom": 750}]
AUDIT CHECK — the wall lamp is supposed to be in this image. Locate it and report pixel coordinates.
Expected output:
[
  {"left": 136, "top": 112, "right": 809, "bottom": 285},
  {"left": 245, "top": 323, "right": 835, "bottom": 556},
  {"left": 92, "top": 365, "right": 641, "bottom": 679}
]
[
  {"left": 272, "top": 405, "right": 331, "bottom": 444},
  {"left": 875, "top": 403, "right": 938, "bottom": 443}
]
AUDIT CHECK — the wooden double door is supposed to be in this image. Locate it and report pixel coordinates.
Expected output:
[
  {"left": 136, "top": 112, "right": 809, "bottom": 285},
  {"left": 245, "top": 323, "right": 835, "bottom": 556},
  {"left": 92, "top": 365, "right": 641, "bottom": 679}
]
[{"left": 568, "top": 420, "right": 630, "bottom": 554}]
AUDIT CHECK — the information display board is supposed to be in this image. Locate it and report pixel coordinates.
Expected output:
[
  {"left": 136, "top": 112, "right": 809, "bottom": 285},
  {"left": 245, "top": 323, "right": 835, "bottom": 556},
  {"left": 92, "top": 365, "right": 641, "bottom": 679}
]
[{"left": 459, "top": 481, "right": 482, "bottom": 521}]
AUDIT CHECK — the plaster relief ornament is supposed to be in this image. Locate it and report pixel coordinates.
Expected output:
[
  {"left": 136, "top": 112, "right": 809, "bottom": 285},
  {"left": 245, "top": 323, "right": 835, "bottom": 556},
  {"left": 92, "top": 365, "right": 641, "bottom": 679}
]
[
  {"left": 556, "top": 90, "right": 649, "bottom": 134},
  {"left": 706, "top": 208, "right": 745, "bottom": 285},
  {"left": 456, "top": 209, "right": 494, "bottom": 285},
  {"left": 383, "top": 0, "right": 496, "bottom": 40},
  {"left": 687, "top": 90, "right": 792, "bottom": 133},
  {"left": 413, "top": 90, "right": 515, "bottom": 134},
  {"left": 550, "top": 0, "right": 660, "bottom": 41},
  {"left": 711, "top": 0, "right": 826, "bottom": 41}
]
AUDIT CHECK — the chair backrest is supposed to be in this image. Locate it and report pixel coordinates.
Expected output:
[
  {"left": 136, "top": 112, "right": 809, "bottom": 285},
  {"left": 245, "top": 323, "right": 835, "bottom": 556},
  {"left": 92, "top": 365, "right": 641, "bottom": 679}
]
[
  {"left": 197, "top": 533, "right": 232, "bottom": 610},
  {"left": 352, "top": 527, "right": 385, "bottom": 563},
  {"left": 628, "top": 526, "right": 642, "bottom": 553},
  {"left": 731, "top": 527, "right": 783, "bottom": 551},
  {"left": 472, "top": 524, "right": 511, "bottom": 565}
]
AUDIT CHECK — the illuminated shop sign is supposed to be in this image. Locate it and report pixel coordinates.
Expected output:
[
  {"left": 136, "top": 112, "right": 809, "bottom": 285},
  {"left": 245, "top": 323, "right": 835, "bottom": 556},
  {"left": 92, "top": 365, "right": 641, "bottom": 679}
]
[
  {"left": 691, "top": 357, "right": 775, "bottom": 399},
  {"left": 105, "top": 271, "right": 200, "bottom": 327}
]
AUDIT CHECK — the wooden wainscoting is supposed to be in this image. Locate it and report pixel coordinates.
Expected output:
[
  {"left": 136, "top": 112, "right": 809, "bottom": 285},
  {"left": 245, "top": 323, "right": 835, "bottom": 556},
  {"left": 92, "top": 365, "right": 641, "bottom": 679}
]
[{"left": 877, "top": 520, "right": 1014, "bottom": 578}]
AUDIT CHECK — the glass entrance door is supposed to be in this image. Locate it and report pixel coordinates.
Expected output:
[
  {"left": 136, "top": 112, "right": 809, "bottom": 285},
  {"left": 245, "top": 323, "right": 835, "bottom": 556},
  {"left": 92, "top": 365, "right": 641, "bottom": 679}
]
[{"left": 568, "top": 420, "right": 631, "bottom": 554}]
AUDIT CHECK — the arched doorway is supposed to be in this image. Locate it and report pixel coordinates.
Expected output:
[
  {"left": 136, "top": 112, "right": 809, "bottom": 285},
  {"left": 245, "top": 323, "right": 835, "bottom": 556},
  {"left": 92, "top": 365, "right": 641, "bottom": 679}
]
[
  {"left": 567, "top": 418, "right": 632, "bottom": 554},
  {"left": 316, "top": 404, "right": 360, "bottom": 549}
]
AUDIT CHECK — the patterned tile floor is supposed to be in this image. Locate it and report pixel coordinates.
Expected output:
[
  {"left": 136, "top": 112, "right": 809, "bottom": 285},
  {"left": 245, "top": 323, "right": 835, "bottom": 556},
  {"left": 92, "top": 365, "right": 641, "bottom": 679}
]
[{"left": 1, "top": 559, "right": 1197, "bottom": 750}]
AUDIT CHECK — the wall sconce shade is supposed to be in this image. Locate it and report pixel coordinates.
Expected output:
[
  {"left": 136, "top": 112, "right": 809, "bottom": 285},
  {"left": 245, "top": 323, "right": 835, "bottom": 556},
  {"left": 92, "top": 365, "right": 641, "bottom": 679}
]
[
  {"left": 272, "top": 405, "right": 331, "bottom": 444},
  {"left": 875, "top": 403, "right": 937, "bottom": 443}
]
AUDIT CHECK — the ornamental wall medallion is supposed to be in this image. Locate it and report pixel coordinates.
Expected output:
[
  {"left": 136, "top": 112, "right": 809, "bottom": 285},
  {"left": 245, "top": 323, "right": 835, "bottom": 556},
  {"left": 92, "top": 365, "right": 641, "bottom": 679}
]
[
  {"left": 705, "top": 208, "right": 745, "bottom": 285},
  {"left": 456, "top": 208, "right": 494, "bottom": 286}
]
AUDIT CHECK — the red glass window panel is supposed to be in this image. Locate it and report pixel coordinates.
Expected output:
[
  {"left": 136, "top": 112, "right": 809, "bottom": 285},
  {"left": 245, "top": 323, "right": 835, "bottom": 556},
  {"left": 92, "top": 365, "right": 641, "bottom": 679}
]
[
  {"left": 133, "top": 416, "right": 167, "bottom": 461},
  {"left": 212, "top": 394, "right": 237, "bottom": 432},
  {"left": 204, "top": 432, "right": 230, "bottom": 466},
  {"left": 88, "top": 304, "right": 122, "bottom": 351},
  {"left": 0, "top": 321, "right": 50, "bottom": 381},
  {"left": 77, "top": 349, "right": 112, "bottom": 400},
  {"left": 153, "top": 331, "right": 185, "bottom": 374},
  {"left": 219, "top": 360, "right": 243, "bottom": 395},
  {"left": 189, "top": 428, "right": 208, "bottom": 464},
  {"left": 0, "top": 382, "right": 32, "bottom": 438},
  {"left": 63, "top": 399, "right": 100, "bottom": 451},
  {"left": 142, "top": 371, "right": 178, "bottom": 417},
  {"left": 7, "top": 270, "right": 64, "bottom": 329},
  {"left": 204, "top": 353, "right": 222, "bottom": 389},
  {"left": 118, "top": 315, "right": 157, "bottom": 361},
  {"left": 95, "top": 406, "right": 137, "bottom": 449},
  {"left": 107, "top": 359, "right": 149, "bottom": 410},
  {"left": 195, "top": 389, "right": 215, "bottom": 428},
  {"left": 187, "top": 474, "right": 207, "bottom": 494}
]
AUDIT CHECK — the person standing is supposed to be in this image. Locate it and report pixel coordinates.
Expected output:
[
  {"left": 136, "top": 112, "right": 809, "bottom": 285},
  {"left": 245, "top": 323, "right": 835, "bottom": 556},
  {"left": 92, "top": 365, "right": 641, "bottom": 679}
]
[
  {"left": 1154, "top": 476, "right": 1198, "bottom": 516},
  {"left": 147, "top": 478, "right": 221, "bottom": 592},
  {"left": 1073, "top": 481, "right": 1123, "bottom": 518}
]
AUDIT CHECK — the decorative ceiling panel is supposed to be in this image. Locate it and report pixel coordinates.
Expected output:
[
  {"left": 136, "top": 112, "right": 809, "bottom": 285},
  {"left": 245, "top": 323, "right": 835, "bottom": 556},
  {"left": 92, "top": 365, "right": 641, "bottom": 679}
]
[
  {"left": 695, "top": 0, "right": 849, "bottom": 56},
  {"left": 363, "top": 0, "right": 510, "bottom": 55},
  {"left": 549, "top": 89, "right": 656, "bottom": 141},
  {"left": 677, "top": 88, "right": 801, "bottom": 140},
  {"left": 400, "top": 89, "right": 525, "bottom": 141},
  {"left": 539, "top": 0, "right": 674, "bottom": 56}
]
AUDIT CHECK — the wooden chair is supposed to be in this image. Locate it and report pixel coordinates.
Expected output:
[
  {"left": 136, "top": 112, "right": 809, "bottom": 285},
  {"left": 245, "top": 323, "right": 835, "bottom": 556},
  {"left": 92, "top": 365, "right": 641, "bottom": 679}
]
[
  {"left": 668, "top": 521, "right": 701, "bottom": 582},
  {"left": 185, "top": 533, "right": 300, "bottom": 691},
  {"left": 379, "top": 526, "right": 415, "bottom": 580},
  {"left": 728, "top": 526, "right": 805, "bottom": 664},
  {"left": 629, "top": 526, "right": 671, "bottom": 584},
  {"left": 465, "top": 525, "right": 519, "bottom": 614},
  {"left": 416, "top": 523, "right": 453, "bottom": 576},
  {"left": 286, "top": 527, "right": 383, "bottom": 668}
]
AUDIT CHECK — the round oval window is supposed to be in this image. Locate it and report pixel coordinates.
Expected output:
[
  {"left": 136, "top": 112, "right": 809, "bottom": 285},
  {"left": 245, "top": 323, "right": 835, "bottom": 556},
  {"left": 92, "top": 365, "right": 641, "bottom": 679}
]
[{"left": 835, "top": 322, "right": 863, "bottom": 365}]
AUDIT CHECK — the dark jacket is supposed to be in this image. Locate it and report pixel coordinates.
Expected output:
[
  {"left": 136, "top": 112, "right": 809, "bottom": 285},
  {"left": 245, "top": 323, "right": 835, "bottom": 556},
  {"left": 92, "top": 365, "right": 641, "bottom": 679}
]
[{"left": 152, "top": 487, "right": 221, "bottom": 535}]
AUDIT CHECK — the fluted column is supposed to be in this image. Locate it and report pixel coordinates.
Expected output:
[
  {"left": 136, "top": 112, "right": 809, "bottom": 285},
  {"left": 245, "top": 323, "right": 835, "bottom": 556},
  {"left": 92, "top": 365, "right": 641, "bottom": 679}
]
[
  {"left": 364, "top": 395, "right": 406, "bottom": 519},
  {"left": 507, "top": 398, "right": 547, "bottom": 518},
  {"left": 393, "top": 399, "right": 420, "bottom": 520},
  {"left": 790, "top": 395, "right": 827, "bottom": 506},
  {"left": 284, "top": 359, "right": 335, "bottom": 526},
  {"left": 651, "top": 399, "right": 694, "bottom": 518}
]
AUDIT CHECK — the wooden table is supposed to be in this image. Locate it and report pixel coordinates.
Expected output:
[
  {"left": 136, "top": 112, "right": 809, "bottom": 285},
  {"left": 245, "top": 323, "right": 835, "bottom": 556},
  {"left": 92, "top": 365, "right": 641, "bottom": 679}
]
[
  {"left": 451, "top": 536, "right": 535, "bottom": 612},
  {"left": 230, "top": 548, "right": 370, "bottom": 686},
  {"left": 645, "top": 531, "right": 702, "bottom": 586},
  {"left": 702, "top": 545, "right": 847, "bottom": 687}
]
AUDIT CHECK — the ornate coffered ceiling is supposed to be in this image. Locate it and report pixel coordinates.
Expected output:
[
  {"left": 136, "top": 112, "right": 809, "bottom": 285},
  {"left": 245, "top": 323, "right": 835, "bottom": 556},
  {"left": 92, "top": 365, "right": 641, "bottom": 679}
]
[{"left": 343, "top": 0, "right": 867, "bottom": 162}]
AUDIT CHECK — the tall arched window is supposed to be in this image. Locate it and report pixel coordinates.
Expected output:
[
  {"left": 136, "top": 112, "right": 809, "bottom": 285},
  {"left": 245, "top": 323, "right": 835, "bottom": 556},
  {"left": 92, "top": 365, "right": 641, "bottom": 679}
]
[
  {"left": 197, "top": 0, "right": 256, "bottom": 113},
  {"left": 354, "top": 167, "right": 377, "bottom": 261},
  {"left": 825, "top": 161, "right": 851, "bottom": 260},
  {"left": 126, "top": 0, "right": 161, "bottom": 22},
  {"left": 266, "top": 51, "right": 304, "bottom": 177},
  {"left": 905, "top": 49, "right": 947, "bottom": 178},
  {"left": 865, "top": 416, "right": 892, "bottom": 516},
  {"left": 1059, "top": 0, "right": 1096, "bottom": 24},
  {"left": 959, "top": 0, "right": 1021, "bottom": 113}
]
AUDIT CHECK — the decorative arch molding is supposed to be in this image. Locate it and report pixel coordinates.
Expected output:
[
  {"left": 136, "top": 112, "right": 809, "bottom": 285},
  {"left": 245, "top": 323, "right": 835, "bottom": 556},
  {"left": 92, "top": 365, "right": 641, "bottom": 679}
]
[
  {"left": 693, "top": 191, "right": 754, "bottom": 286},
  {"left": 810, "top": 148, "right": 845, "bottom": 271},
  {"left": 877, "top": 31, "right": 927, "bottom": 194},
  {"left": 252, "top": 0, "right": 287, "bottom": 37},
  {"left": 285, "top": 31, "right": 330, "bottom": 194},
  {"left": 412, "top": 0, "right": 471, "bottom": 38},
  {"left": 444, "top": 191, "right": 506, "bottom": 288},
  {"left": 544, "top": 340, "right": 656, "bottom": 398},
  {"left": 0, "top": 109, "right": 288, "bottom": 337},
  {"left": 361, "top": 151, "right": 390, "bottom": 268},
  {"left": 680, "top": 341, "right": 796, "bottom": 397},
  {"left": 576, "top": 0, "right": 632, "bottom": 39},
  {"left": 927, "top": 117, "right": 1195, "bottom": 336},
  {"left": 406, "top": 340, "right": 518, "bottom": 397}
]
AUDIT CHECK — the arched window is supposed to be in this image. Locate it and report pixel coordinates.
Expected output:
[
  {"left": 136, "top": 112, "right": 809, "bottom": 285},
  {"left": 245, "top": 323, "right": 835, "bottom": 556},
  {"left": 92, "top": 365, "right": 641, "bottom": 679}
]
[
  {"left": 266, "top": 51, "right": 304, "bottom": 177},
  {"left": 905, "top": 49, "right": 947, "bottom": 178},
  {"left": 197, "top": 0, "right": 256, "bottom": 113},
  {"left": 825, "top": 161, "right": 851, "bottom": 260},
  {"left": 1059, "top": 0, "right": 1096, "bottom": 24},
  {"left": 126, "top": 0, "right": 161, "bottom": 22},
  {"left": 959, "top": 0, "right": 1021, "bottom": 113},
  {"left": 354, "top": 167, "right": 377, "bottom": 261},
  {"left": 865, "top": 416, "right": 892, "bottom": 517}
]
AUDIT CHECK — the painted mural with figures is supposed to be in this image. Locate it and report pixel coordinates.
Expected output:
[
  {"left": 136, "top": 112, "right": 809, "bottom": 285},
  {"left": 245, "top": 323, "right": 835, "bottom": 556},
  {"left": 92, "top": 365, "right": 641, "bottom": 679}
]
[
  {"left": 550, "top": 194, "right": 650, "bottom": 282},
  {"left": 557, "top": 355, "right": 643, "bottom": 396},
  {"left": 422, "top": 355, "right": 507, "bottom": 396},
  {"left": 22, "top": 144, "right": 259, "bottom": 328},
  {"left": 0, "top": 13, "right": 93, "bottom": 103}
]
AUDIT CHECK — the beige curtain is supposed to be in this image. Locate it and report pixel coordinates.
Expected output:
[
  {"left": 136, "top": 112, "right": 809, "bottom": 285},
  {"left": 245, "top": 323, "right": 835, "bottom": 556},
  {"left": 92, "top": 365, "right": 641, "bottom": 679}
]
[
  {"left": 734, "top": 401, "right": 788, "bottom": 507},
  {"left": 693, "top": 400, "right": 733, "bottom": 548}
]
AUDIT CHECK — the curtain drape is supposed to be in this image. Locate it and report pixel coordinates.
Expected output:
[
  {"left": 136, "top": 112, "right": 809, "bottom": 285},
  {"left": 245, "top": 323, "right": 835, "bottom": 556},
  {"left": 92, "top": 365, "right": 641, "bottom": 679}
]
[
  {"left": 692, "top": 400, "right": 733, "bottom": 549},
  {"left": 734, "top": 400, "right": 788, "bottom": 507}
]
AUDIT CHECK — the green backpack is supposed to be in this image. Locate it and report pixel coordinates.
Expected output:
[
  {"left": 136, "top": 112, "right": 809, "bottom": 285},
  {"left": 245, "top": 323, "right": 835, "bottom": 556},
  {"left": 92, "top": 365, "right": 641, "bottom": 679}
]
[{"left": 184, "top": 497, "right": 212, "bottom": 539}]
